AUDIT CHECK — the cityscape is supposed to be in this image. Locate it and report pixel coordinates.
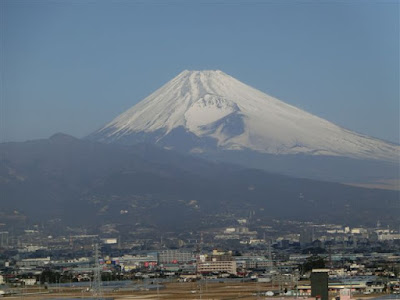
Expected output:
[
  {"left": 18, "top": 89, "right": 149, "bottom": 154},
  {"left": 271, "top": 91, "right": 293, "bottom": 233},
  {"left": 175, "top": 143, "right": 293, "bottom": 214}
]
[{"left": 0, "top": 217, "right": 399, "bottom": 299}]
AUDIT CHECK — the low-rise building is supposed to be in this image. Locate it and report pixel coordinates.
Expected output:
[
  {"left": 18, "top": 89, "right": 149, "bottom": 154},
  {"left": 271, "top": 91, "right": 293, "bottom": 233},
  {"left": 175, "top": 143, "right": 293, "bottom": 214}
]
[
  {"left": 158, "top": 250, "right": 193, "bottom": 264},
  {"left": 21, "top": 278, "right": 36, "bottom": 286},
  {"left": 197, "top": 250, "right": 237, "bottom": 275},
  {"left": 17, "top": 257, "right": 51, "bottom": 267}
]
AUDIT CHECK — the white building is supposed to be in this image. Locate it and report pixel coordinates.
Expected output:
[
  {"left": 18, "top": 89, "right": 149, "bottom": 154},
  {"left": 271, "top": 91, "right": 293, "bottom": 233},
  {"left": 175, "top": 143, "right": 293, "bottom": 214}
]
[
  {"left": 21, "top": 278, "right": 37, "bottom": 286},
  {"left": 158, "top": 250, "right": 193, "bottom": 264},
  {"left": 197, "top": 250, "right": 237, "bottom": 275}
]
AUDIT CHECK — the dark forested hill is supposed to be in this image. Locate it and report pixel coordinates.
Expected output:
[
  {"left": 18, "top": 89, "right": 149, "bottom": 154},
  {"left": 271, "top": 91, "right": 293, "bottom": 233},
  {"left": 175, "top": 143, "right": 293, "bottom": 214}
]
[{"left": 1, "top": 133, "right": 398, "bottom": 230}]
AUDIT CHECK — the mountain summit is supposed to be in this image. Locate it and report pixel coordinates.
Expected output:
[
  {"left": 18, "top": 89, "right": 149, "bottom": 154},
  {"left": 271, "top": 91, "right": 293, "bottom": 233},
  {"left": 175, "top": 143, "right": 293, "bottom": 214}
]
[{"left": 89, "top": 70, "right": 399, "bottom": 162}]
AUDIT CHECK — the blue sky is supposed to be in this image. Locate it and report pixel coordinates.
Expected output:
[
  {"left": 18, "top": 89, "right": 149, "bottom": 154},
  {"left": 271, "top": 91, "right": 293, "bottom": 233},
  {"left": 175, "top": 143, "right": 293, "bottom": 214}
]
[{"left": 2, "top": 0, "right": 399, "bottom": 143}]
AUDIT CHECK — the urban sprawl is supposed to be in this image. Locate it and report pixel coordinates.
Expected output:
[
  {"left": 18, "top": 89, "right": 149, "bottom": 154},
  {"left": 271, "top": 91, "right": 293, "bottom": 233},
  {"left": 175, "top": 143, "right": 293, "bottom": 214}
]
[{"left": 0, "top": 218, "right": 399, "bottom": 299}]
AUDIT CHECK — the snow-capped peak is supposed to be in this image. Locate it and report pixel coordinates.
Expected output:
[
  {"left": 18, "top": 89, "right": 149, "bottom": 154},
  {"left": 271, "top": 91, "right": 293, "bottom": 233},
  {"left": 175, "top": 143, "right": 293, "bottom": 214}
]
[{"left": 91, "top": 70, "right": 399, "bottom": 162}]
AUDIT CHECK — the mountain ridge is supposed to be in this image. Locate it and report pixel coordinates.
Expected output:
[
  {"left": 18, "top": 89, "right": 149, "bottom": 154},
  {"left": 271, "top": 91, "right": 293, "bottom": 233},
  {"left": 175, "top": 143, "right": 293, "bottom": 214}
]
[{"left": 1, "top": 134, "right": 399, "bottom": 228}]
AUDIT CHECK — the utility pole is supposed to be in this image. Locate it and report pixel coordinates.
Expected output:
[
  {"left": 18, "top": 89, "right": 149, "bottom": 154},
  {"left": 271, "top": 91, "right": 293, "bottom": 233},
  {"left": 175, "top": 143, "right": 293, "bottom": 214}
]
[{"left": 268, "top": 240, "right": 273, "bottom": 273}]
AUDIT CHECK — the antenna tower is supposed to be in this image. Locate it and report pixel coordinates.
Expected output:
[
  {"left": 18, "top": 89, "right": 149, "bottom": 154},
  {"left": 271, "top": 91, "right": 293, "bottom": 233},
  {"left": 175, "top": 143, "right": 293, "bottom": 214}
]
[{"left": 92, "top": 244, "right": 103, "bottom": 299}]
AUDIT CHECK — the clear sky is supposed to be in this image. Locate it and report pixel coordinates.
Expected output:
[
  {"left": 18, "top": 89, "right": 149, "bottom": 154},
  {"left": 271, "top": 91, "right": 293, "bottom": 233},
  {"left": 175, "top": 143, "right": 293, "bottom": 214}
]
[{"left": 2, "top": 0, "right": 399, "bottom": 143}]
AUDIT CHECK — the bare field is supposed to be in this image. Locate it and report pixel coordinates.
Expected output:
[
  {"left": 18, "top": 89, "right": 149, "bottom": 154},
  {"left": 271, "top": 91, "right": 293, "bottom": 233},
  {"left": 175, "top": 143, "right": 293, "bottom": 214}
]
[
  {"left": 5, "top": 281, "right": 287, "bottom": 300},
  {"left": 5, "top": 282, "right": 387, "bottom": 300}
]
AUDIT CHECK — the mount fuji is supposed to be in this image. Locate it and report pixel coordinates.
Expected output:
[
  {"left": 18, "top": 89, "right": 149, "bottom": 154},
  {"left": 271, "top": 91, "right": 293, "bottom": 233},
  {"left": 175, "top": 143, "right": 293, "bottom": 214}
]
[{"left": 88, "top": 70, "right": 399, "bottom": 186}]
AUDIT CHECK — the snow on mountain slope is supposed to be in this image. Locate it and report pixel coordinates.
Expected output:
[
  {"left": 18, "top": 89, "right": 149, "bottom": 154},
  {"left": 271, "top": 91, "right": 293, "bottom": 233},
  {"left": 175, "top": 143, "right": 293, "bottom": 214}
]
[{"left": 91, "top": 70, "right": 399, "bottom": 162}]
